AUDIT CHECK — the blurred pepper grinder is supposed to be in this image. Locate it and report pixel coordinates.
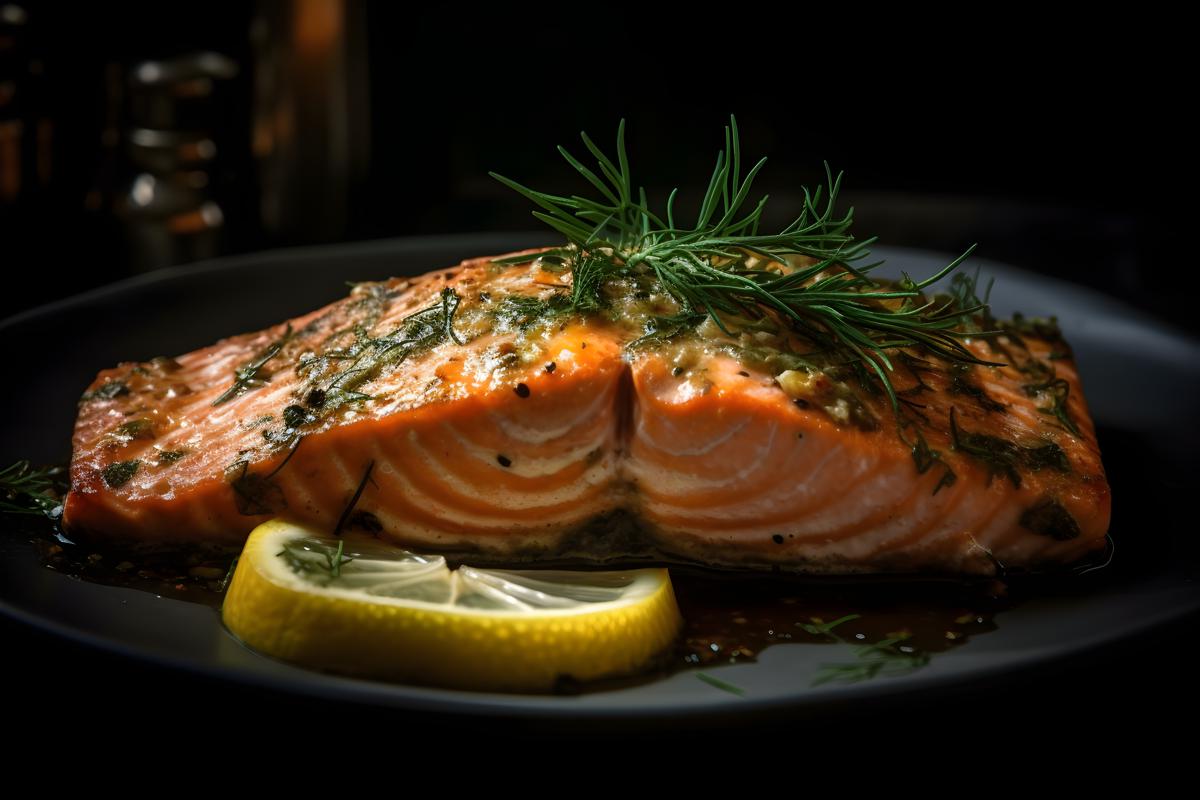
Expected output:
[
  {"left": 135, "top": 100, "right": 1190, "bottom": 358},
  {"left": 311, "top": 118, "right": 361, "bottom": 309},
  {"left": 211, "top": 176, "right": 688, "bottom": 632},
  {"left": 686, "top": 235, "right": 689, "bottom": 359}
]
[{"left": 117, "top": 51, "right": 237, "bottom": 272}]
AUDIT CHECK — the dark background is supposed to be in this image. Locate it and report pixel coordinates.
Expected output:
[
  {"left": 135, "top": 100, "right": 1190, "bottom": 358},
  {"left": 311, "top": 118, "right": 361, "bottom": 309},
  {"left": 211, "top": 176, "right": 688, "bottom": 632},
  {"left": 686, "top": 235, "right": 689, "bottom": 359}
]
[
  {"left": 2, "top": 3, "right": 1198, "bottom": 749},
  {"left": 2, "top": 5, "right": 1194, "bottom": 334}
]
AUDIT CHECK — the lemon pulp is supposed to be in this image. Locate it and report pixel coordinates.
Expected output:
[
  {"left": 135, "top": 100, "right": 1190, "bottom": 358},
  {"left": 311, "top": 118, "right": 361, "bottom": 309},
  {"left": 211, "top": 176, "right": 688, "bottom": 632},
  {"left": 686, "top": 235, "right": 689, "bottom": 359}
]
[{"left": 222, "top": 519, "right": 683, "bottom": 692}]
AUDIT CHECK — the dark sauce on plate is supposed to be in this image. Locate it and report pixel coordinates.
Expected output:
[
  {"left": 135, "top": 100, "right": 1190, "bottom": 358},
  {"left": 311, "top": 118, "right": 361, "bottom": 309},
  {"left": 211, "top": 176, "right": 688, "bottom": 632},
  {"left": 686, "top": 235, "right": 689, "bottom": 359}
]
[
  {"left": 34, "top": 533, "right": 237, "bottom": 607},
  {"left": 12, "top": 495, "right": 1114, "bottom": 696},
  {"left": 671, "top": 570, "right": 1003, "bottom": 678},
  {"left": 24, "top": 517, "right": 1023, "bottom": 693}
]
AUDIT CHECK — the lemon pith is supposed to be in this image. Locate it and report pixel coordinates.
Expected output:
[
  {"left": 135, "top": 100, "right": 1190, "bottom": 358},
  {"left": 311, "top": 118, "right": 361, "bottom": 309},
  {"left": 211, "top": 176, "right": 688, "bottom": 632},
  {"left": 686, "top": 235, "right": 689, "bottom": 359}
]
[{"left": 222, "top": 519, "right": 683, "bottom": 692}]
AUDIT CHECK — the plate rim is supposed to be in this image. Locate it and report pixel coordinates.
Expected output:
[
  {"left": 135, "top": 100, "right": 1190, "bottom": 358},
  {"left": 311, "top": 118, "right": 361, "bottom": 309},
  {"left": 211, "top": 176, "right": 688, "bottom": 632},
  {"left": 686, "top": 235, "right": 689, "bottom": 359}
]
[{"left": 3, "top": 234, "right": 1198, "bottom": 718}]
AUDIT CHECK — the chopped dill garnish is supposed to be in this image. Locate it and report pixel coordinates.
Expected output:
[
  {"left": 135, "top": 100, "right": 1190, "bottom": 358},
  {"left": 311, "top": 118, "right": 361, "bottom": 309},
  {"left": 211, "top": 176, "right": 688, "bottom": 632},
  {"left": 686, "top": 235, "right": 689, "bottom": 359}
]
[
  {"left": 282, "top": 404, "right": 312, "bottom": 429},
  {"left": 900, "top": 419, "right": 957, "bottom": 495},
  {"left": 157, "top": 449, "right": 188, "bottom": 465},
  {"left": 798, "top": 613, "right": 862, "bottom": 638},
  {"left": 493, "top": 294, "right": 568, "bottom": 330},
  {"left": 112, "top": 418, "right": 156, "bottom": 441},
  {"left": 315, "top": 288, "right": 465, "bottom": 413},
  {"left": 1020, "top": 499, "right": 1082, "bottom": 541},
  {"left": 796, "top": 613, "right": 933, "bottom": 686},
  {"left": 696, "top": 672, "right": 746, "bottom": 697},
  {"left": 948, "top": 408, "right": 1070, "bottom": 488},
  {"left": 101, "top": 460, "right": 141, "bottom": 489},
  {"left": 80, "top": 380, "right": 129, "bottom": 403},
  {"left": 628, "top": 312, "right": 705, "bottom": 349},
  {"left": 812, "top": 634, "right": 932, "bottom": 686},
  {"left": 948, "top": 363, "right": 1007, "bottom": 413},
  {"left": 1024, "top": 376, "right": 1081, "bottom": 436},
  {"left": 1003, "top": 313, "right": 1065, "bottom": 345},
  {"left": 277, "top": 538, "right": 354, "bottom": 583},
  {"left": 212, "top": 325, "right": 293, "bottom": 406}
]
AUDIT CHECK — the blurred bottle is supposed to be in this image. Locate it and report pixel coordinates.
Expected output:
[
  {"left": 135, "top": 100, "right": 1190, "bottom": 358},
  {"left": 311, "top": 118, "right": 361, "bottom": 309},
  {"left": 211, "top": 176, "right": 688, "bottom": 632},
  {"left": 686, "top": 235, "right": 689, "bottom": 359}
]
[
  {"left": 116, "top": 51, "right": 237, "bottom": 272},
  {"left": 1, "top": 2, "right": 370, "bottom": 319}
]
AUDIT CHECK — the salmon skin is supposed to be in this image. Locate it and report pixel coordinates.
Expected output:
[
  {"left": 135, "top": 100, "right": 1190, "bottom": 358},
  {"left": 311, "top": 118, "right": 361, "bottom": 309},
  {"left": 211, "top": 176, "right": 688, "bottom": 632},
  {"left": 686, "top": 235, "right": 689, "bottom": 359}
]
[{"left": 64, "top": 250, "right": 1110, "bottom": 575}]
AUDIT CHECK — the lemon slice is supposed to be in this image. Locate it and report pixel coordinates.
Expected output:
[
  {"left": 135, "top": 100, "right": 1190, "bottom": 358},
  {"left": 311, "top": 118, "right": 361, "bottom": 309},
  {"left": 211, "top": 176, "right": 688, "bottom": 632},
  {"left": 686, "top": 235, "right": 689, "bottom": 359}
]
[{"left": 222, "top": 519, "right": 683, "bottom": 692}]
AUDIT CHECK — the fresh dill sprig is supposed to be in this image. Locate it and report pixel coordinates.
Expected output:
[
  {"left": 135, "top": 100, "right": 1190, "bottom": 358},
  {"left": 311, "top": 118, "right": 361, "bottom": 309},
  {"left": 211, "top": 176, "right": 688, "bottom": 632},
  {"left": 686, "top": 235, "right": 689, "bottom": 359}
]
[
  {"left": 491, "top": 117, "right": 1000, "bottom": 408},
  {"left": 0, "top": 460, "right": 66, "bottom": 519}
]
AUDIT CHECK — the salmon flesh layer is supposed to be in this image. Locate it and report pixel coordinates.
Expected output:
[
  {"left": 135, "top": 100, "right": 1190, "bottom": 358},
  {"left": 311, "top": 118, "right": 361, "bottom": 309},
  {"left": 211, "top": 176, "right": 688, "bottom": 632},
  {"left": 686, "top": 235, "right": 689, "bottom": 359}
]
[{"left": 64, "top": 251, "right": 1111, "bottom": 575}]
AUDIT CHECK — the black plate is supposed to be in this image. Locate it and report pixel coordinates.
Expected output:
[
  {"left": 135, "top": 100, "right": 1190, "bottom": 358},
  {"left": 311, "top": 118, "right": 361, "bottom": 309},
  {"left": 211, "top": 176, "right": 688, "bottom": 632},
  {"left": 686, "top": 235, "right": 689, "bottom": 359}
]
[{"left": 3, "top": 234, "right": 1198, "bottom": 720}]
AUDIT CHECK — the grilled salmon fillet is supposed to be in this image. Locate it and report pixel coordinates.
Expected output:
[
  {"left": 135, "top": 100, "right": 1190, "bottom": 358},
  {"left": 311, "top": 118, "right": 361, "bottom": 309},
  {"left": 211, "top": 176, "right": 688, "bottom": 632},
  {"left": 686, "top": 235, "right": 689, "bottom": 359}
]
[{"left": 63, "top": 250, "right": 1110, "bottom": 574}]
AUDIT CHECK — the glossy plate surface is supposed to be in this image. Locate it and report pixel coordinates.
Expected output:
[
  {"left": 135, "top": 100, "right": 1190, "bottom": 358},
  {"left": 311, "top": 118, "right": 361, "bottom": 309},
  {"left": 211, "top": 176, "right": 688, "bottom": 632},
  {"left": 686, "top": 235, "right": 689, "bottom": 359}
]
[{"left": 2, "top": 234, "right": 1197, "bottom": 719}]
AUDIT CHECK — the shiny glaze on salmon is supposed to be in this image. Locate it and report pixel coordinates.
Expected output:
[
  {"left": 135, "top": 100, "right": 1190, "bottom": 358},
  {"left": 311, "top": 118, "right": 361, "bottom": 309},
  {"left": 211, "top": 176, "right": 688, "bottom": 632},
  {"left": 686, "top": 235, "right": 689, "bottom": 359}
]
[{"left": 64, "top": 250, "right": 1110, "bottom": 574}]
